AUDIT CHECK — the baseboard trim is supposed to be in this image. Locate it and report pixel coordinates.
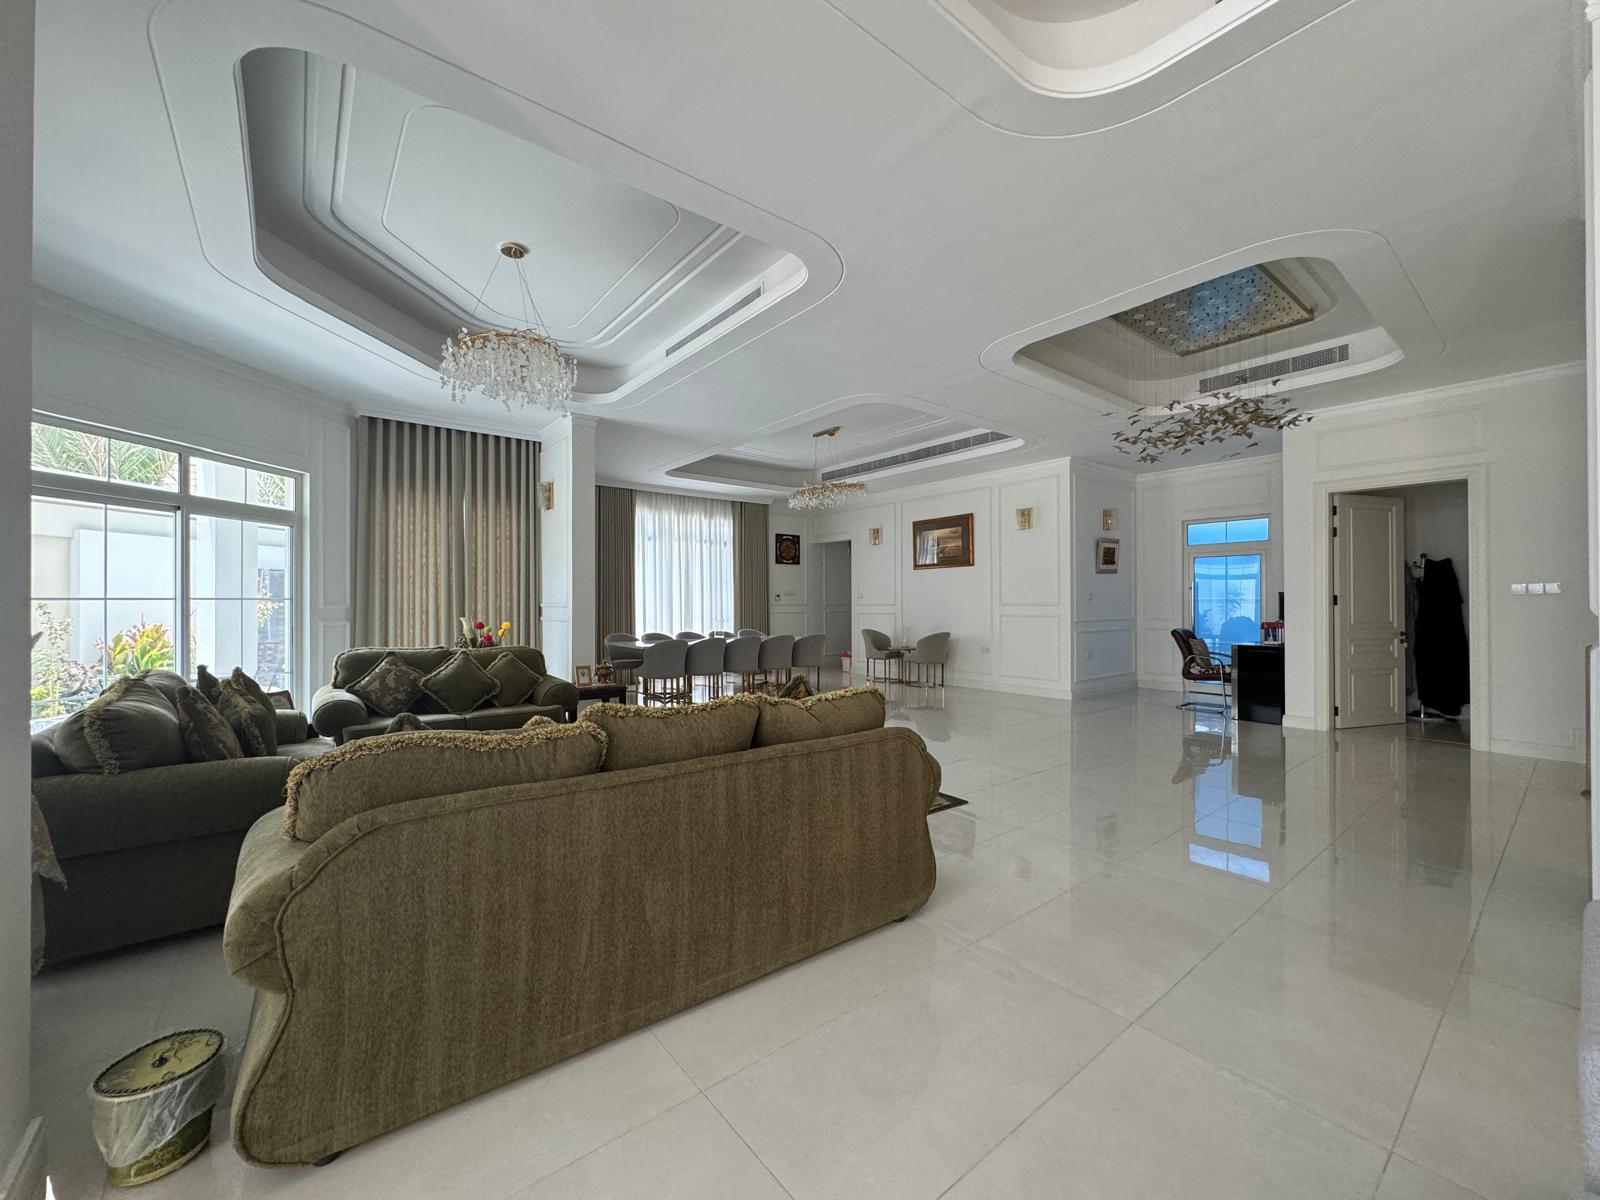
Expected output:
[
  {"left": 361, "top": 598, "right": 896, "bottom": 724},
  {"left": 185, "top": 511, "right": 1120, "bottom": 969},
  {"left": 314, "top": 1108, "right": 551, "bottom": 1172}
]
[
  {"left": 1281, "top": 715, "right": 1319, "bottom": 732},
  {"left": 1487, "top": 735, "right": 1583, "bottom": 763},
  {"left": 1072, "top": 673, "right": 1137, "bottom": 696},
  {"left": 0, "top": 1118, "right": 47, "bottom": 1200}
]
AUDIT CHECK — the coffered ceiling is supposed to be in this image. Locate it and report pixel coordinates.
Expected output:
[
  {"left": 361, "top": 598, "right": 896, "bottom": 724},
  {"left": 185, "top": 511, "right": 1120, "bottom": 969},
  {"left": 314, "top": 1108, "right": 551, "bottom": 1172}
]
[{"left": 29, "top": 0, "right": 1586, "bottom": 496}]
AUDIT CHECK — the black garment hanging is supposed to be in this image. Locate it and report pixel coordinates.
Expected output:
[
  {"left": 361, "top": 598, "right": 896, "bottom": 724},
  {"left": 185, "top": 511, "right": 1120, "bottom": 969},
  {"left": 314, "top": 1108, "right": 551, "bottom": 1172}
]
[{"left": 1414, "top": 556, "right": 1469, "bottom": 717}]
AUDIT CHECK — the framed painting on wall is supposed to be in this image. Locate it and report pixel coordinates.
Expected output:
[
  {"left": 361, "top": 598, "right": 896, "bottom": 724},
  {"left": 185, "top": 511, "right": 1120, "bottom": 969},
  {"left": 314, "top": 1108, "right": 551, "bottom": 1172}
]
[
  {"left": 774, "top": 533, "right": 801, "bottom": 565},
  {"left": 1095, "top": 537, "right": 1120, "bottom": 573},
  {"left": 912, "top": 513, "right": 974, "bottom": 569}
]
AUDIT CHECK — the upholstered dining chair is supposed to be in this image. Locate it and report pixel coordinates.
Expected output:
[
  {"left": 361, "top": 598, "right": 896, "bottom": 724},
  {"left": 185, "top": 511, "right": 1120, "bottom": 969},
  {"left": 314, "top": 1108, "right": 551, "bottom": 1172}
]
[
  {"left": 685, "top": 636, "right": 727, "bottom": 699},
  {"left": 708, "top": 630, "right": 734, "bottom": 639},
  {"left": 791, "top": 633, "right": 826, "bottom": 690},
  {"left": 758, "top": 634, "right": 795, "bottom": 686},
  {"left": 861, "top": 629, "right": 901, "bottom": 683},
  {"left": 638, "top": 638, "right": 690, "bottom": 706},
  {"left": 737, "top": 628, "right": 765, "bottom": 638},
  {"left": 1170, "top": 627, "right": 1231, "bottom": 714},
  {"left": 903, "top": 632, "right": 950, "bottom": 690},
  {"left": 603, "top": 633, "right": 645, "bottom": 685},
  {"left": 641, "top": 632, "right": 673, "bottom": 643},
  {"left": 675, "top": 631, "right": 703, "bottom": 641},
  {"left": 722, "top": 634, "right": 761, "bottom": 693}
]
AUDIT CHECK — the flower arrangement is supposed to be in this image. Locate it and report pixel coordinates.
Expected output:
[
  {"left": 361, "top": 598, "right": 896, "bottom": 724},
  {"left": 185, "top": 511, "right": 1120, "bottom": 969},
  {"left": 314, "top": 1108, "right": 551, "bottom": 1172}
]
[{"left": 457, "top": 617, "right": 512, "bottom": 649}]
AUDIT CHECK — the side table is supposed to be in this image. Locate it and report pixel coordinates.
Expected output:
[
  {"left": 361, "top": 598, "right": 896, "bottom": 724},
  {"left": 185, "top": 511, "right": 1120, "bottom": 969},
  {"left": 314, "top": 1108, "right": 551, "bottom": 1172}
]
[{"left": 568, "top": 681, "right": 629, "bottom": 721}]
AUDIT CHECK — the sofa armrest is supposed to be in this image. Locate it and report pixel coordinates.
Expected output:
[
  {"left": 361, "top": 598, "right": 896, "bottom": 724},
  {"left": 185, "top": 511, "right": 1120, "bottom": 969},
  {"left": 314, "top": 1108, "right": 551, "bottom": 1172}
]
[
  {"left": 311, "top": 685, "right": 368, "bottom": 743},
  {"left": 530, "top": 675, "right": 580, "bottom": 721},
  {"left": 224, "top": 809, "right": 309, "bottom": 993},
  {"left": 273, "top": 709, "right": 310, "bottom": 746}
]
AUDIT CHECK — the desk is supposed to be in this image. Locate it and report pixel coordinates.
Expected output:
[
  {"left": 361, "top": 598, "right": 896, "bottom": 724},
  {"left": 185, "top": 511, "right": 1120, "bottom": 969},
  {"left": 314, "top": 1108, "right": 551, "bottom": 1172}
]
[{"left": 1232, "top": 643, "right": 1285, "bottom": 725}]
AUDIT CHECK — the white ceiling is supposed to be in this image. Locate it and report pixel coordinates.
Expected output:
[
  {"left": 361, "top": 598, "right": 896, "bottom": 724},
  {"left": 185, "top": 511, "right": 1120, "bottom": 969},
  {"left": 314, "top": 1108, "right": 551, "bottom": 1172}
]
[{"left": 30, "top": 0, "right": 1586, "bottom": 497}]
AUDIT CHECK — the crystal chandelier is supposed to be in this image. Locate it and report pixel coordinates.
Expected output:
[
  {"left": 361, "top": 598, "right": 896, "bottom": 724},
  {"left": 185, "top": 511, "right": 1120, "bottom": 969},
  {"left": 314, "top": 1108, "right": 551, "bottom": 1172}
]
[
  {"left": 788, "top": 425, "right": 867, "bottom": 509},
  {"left": 440, "top": 242, "right": 577, "bottom": 413}
]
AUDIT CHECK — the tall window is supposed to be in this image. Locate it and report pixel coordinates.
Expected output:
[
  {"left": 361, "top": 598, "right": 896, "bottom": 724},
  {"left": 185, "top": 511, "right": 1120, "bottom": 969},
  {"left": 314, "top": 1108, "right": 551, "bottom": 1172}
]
[
  {"left": 633, "top": 492, "right": 734, "bottom": 636},
  {"left": 30, "top": 420, "right": 300, "bottom": 724},
  {"left": 1185, "top": 516, "right": 1269, "bottom": 657}
]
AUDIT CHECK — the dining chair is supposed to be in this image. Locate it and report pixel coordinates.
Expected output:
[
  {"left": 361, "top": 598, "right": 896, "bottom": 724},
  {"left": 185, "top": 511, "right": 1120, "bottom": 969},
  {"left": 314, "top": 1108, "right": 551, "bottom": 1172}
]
[
  {"left": 720, "top": 635, "right": 760, "bottom": 693},
  {"left": 737, "top": 628, "right": 765, "bottom": 638},
  {"left": 675, "top": 631, "right": 703, "bottom": 641},
  {"left": 685, "top": 636, "right": 727, "bottom": 699},
  {"left": 638, "top": 639, "right": 690, "bottom": 706},
  {"left": 641, "top": 632, "right": 673, "bottom": 643},
  {"left": 603, "top": 633, "right": 644, "bottom": 685},
  {"left": 791, "top": 633, "right": 826, "bottom": 690},
  {"left": 757, "top": 634, "right": 795, "bottom": 686},
  {"left": 903, "top": 632, "right": 950, "bottom": 690},
  {"left": 708, "top": 629, "right": 734, "bottom": 639},
  {"left": 860, "top": 629, "right": 901, "bottom": 683}
]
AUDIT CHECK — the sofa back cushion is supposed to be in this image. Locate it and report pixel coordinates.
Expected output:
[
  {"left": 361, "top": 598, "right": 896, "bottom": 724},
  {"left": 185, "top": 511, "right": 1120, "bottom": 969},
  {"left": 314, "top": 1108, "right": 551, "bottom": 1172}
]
[
  {"left": 580, "top": 696, "right": 759, "bottom": 772},
  {"left": 752, "top": 685, "right": 887, "bottom": 748},
  {"left": 332, "top": 645, "right": 550, "bottom": 693},
  {"left": 53, "top": 677, "right": 187, "bottom": 774},
  {"left": 284, "top": 721, "right": 608, "bottom": 841}
]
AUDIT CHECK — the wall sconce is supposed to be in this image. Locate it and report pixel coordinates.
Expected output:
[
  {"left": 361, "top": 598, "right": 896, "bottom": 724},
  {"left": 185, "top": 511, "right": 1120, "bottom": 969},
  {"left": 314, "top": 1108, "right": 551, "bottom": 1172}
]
[
  {"left": 540, "top": 482, "right": 556, "bottom": 511},
  {"left": 1015, "top": 507, "right": 1034, "bottom": 531},
  {"left": 868, "top": 527, "right": 882, "bottom": 545},
  {"left": 1102, "top": 508, "right": 1117, "bottom": 531}
]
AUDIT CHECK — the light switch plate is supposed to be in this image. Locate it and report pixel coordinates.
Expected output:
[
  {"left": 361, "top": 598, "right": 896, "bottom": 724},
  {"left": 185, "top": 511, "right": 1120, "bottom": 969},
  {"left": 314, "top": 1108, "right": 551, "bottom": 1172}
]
[
  {"left": 1527, "top": 582, "right": 1546, "bottom": 594},
  {"left": 1546, "top": 582, "right": 1563, "bottom": 594},
  {"left": 1511, "top": 583, "right": 1527, "bottom": 594}
]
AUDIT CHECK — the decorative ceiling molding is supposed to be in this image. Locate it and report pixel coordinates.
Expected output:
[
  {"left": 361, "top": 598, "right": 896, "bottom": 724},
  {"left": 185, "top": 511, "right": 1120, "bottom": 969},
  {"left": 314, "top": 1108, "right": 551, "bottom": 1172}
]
[{"left": 148, "top": 0, "right": 844, "bottom": 409}]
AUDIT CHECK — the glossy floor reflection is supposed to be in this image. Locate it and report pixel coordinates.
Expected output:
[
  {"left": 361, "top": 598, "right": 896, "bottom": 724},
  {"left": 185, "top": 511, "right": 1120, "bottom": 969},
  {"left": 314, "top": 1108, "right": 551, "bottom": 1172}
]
[{"left": 35, "top": 683, "right": 1585, "bottom": 1200}]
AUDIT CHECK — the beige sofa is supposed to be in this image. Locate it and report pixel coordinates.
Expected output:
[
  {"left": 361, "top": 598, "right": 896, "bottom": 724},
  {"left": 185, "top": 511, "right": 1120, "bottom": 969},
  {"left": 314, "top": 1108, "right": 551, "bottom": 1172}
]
[{"left": 223, "top": 688, "right": 939, "bottom": 1166}]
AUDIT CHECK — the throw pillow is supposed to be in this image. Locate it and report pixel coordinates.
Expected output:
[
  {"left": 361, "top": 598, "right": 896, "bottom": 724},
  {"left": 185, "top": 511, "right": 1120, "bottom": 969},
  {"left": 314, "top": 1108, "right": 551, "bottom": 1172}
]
[
  {"left": 53, "top": 677, "right": 188, "bottom": 774},
  {"left": 419, "top": 652, "right": 500, "bottom": 714},
  {"left": 284, "top": 722, "right": 609, "bottom": 841},
  {"left": 778, "top": 674, "right": 813, "bottom": 699},
  {"left": 173, "top": 684, "right": 243, "bottom": 762},
  {"left": 195, "top": 664, "right": 223, "bottom": 706},
  {"left": 579, "top": 696, "right": 759, "bottom": 772},
  {"left": 752, "top": 685, "right": 887, "bottom": 748},
  {"left": 484, "top": 652, "right": 541, "bottom": 706},
  {"left": 348, "top": 653, "right": 426, "bottom": 718},
  {"left": 383, "top": 712, "right": 429, "bottom": 734},
  {"left": 215, "top": 679, "right": 275, "bottom": 756},
  {"left": 230, "top": 667, "right": 278, "bottom": 724},
  {"left": 1185, "top": 636, "right": 1213, "bottom": 668}
]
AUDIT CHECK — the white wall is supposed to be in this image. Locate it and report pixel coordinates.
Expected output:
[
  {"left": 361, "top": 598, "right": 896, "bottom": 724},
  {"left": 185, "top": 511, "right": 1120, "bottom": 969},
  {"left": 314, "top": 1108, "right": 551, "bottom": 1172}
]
[
  {"left": 1283, "top": 367, "right": 1595, "bottom": 761},
  {"left": 538, "top": 415, "right": 597, "bottom": 677},
  {"left": 32, "top": 296, "right": 357, "bottom": 695},
  {"left": 793, "top": 456, "right": 1134, "bottom": 698},
  {"left": 0, "top": 1, "right": 41, "bottom": 1193},
  {"left": 1136, "top": 455, "right": 1284, "bottom": 688}
]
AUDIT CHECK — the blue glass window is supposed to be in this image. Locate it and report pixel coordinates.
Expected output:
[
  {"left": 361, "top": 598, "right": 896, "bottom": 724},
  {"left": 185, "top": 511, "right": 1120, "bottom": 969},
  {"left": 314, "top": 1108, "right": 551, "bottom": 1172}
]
[{"left": 1186, "top": 516, "right": 1269, "bottom": 546}]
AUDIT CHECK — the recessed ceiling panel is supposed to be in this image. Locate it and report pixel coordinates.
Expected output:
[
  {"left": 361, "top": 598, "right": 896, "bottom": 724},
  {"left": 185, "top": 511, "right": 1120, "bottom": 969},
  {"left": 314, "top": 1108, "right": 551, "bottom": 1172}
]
[{"left": 1110, "top": 265, "right": 1312, "bottom": 356}]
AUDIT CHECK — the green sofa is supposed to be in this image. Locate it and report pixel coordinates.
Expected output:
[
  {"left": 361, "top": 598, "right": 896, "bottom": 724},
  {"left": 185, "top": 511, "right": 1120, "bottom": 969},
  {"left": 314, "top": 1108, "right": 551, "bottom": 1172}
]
[{"left": 309, "top": 645, "right": 579, "bottom": 743}]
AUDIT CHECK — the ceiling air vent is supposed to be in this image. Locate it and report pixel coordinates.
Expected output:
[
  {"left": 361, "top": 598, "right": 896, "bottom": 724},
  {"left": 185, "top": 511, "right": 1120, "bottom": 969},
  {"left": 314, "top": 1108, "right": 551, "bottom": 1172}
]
[
  {"left": 1198, "top": 343, "right": 1350, "bottom": 394},
  {"left": 822, "top": 430, "right": 1011, "bottom": 481},
  {"left": 664, "top": 287, "right": 762, "bottom": 358}
]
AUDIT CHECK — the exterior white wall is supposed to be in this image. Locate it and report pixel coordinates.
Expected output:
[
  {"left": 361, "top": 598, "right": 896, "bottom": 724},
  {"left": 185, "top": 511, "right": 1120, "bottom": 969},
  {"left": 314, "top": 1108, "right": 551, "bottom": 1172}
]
[
  {"left": 1282, "top": 367, "right": 1594, "bottom": 762},
  {"left": 32, "top": 295, "right": 356, "bottom": 694},
  {"left": 1135, "top": 455, "right": 1284, "bottom": 689},
  {"left": 0, "top": 0, "right": 42, "bottom": 1192},
  {"left": 790, "top": 455, "right": 1135, "bottom": 699}
]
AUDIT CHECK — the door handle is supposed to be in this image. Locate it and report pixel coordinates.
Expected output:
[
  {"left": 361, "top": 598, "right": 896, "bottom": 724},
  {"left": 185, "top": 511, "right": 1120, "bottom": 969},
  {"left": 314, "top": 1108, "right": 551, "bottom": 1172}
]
[{"left": 1397, "top": 630, "right": 1409, "bottom": 647}]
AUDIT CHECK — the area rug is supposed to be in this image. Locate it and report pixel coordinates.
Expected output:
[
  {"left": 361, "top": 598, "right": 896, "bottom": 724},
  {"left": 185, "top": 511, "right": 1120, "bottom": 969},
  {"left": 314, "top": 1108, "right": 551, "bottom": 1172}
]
[{"left": 928, "top": 792, "right": 968, "bottom": 814}]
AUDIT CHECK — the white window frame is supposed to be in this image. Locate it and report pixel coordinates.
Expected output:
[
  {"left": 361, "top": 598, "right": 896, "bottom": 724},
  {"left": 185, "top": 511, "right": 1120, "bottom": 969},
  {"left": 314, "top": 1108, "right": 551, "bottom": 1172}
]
[
  {"left": 29, "top": 415, "right": 308, "bottom": 699},
  {"left": 1183, "top": 514, "right": 1272, "bottom": 656}
]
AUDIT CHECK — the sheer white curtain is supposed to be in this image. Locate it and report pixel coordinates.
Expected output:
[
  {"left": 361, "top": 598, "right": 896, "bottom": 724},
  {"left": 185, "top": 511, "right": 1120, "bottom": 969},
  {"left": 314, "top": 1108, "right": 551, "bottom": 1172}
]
[{"left": 633, "top": 492, "right": 734, "bottom": 636}]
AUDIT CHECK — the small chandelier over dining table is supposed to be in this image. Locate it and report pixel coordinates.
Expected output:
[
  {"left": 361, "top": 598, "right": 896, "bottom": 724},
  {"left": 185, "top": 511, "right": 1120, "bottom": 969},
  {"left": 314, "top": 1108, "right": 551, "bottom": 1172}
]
[
  {"left": 788, "top": 425, "right": 867, "bottom": 510},
  {"left": 440, "top": 241, "right": 577, "bottom": 414}
]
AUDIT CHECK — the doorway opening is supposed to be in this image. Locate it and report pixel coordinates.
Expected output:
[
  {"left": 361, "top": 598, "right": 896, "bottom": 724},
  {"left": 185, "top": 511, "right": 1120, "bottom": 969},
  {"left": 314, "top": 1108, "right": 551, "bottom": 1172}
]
[
  {"left": 820, "top": 540, "right": 852, "bottom": 671},
  {"left": 1331, "top": 480, "right": 1470, "bottom": 743}
]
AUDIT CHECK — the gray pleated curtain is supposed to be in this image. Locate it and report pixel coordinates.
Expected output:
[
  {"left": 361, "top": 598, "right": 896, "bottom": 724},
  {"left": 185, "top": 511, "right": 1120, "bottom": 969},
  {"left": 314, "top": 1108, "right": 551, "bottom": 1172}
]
[
  {"left": 356, "top": 416, "right": 539, "bottom": 648},
  {"left": 731, "top": 501, "right": 770, "bottom": 634},
  {"left": 595, "top": 485, "right": 635, "bottom": 659}
]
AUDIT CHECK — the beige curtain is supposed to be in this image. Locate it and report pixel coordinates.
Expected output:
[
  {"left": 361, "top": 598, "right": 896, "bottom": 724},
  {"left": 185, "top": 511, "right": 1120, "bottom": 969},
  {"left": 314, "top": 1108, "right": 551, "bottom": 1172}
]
[
  {"left": 595, "top": 485, "right": 635, "bottom": 657},
  {"left": 356, "top": 417, "right": 539, "bottom": 647},
  {"left": 731, "top": 501, "right": 770, "bottom": 633}
]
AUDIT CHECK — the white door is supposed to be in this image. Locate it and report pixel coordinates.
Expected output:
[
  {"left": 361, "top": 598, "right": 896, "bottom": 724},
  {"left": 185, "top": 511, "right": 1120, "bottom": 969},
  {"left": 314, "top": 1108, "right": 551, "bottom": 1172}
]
[
  {"left": 822, "top": 541, "right": 853, "bottom": 655},
  {"left": 1332, "top": 492, "right": 1407, "bottom": 728}
]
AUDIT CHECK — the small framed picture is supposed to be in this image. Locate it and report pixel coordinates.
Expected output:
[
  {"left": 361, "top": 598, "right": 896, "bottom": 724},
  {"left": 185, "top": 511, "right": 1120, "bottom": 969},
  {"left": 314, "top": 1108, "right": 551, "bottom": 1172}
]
[
  {"left": 912, "top": 513, "right": 975, "bottom": 569},
  {"left": 575, "top": 664, "right": 594, "bottom": 685},
  {"left": 774, "top": 533, "right": 801, "bottom": 565},
  {"left": 1094, "top": 537, "right": 1120, "bottom": 574}
]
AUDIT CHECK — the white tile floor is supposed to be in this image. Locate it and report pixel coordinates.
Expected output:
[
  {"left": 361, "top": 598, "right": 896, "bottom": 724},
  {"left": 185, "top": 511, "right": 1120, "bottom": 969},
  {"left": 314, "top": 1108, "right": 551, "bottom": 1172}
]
[{"left": 33, "top": 683, "right": 1587, "bottom": 1200}]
